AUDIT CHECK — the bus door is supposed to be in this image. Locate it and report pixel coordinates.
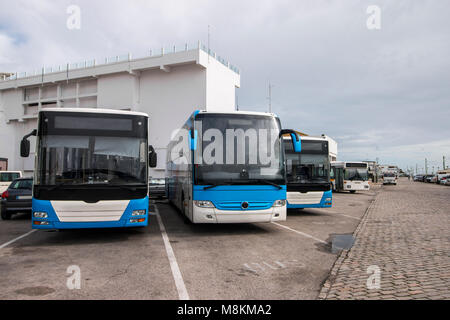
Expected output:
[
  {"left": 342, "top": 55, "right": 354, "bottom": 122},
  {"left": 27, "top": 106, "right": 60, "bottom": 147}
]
[{"left": 336, "top": 168, "right": 344, "bottom": 191}]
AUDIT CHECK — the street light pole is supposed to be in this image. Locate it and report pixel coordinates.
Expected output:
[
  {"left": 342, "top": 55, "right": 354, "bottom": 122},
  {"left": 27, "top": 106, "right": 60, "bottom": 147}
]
[{"left": 268, "top": 82, "right": 272, "bottom": 113}]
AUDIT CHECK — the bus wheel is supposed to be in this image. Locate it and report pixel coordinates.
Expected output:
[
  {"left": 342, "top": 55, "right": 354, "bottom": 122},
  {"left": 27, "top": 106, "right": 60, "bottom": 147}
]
[{"left": 180, "top": 193, "right": 191, "bottom": 224}]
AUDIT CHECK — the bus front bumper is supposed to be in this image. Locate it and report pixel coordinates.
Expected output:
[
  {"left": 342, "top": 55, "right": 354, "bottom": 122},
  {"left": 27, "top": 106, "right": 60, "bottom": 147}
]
[
  {"left": 192, "top": 205, "right": 286, "bottom": 223},
  {"left": 31, "top": 197, "right": 149, "bottom": 229},
  {"left": 32, "top": 219, "right": 148, "bottom": 229},
  {"left": 287, "top": 190, "right": 332, "bottom": 209},
  {"left": 344, "top": 182, "right": 370, "bottom": 191}
]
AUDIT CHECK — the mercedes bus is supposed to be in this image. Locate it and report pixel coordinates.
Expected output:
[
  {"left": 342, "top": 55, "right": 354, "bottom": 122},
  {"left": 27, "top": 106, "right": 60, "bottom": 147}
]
[
  {"left": 165, "top": 110, "right": 301, "bottom": 223},
  {"left": 20, "top": 108, "right": 157, "bottom": 229},
  {"left": 331, "top": 161, "right": 370, "bottom": 193},
  {"left": 284, "top": 135, "right": 332, "bottom": 209}
]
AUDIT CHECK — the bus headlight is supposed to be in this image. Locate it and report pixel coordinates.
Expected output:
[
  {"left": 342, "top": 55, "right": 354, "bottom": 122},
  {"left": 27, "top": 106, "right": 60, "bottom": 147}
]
[
  {"left": 272, "top": 200, "right": 286, "bottom": 207},
  {"left": 132, "top": 210, "right": 146, "bottom": 216},
  {"left": 33, "top": 212, "right": 48, "bottom": 218},
  {"left": 194, "top": 200, "right": 215, "bottom": 208}
]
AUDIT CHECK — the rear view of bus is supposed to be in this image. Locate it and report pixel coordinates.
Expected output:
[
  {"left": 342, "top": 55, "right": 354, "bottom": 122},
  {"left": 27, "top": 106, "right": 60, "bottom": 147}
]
[
  {"left": 166, "top": 110, "right": 301, "bottom": 223},
  {"left": 284, "top": 136, "right": 332, "bottom": 209},
  {"left": 331, "top": 161, "right": 370, "bottom": 193},
  {"left": 20, "top": 108, "right": 156, "bottom": 229}
]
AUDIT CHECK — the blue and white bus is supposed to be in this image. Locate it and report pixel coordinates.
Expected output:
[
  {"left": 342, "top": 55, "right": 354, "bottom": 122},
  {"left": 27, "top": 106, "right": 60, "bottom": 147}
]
[
  {"left": 165, "top": 110, "right": 301, "bottom": 223},
  {"left": 284, "top": 135, "right": 332, "bottom": 209},
  {"left": 20, "top": 108, "right": 157, "bottom": 229}
]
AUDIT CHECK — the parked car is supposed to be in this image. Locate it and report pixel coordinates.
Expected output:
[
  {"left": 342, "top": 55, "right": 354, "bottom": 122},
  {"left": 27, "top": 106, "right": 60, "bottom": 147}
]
[
  {"left": 1, "top": 177, "right": 33, "bottom": 220},
  {"left": 0, "top": 171, "right": 22, "bottom": 193},
  {"left": 445, "top": 179, "right": 450, "bottom": 186},
  {"left": 424, "top": 175, "right": 434, "bottom": 183},
  {"left": 413, "top": 175, "right": 423, "bottom": 182},
  {"left": 149, "top": 178, "right": 166, "bottom": 199},
  {"left": 440, "top": 175, "right": 450, "bottom": 185}
]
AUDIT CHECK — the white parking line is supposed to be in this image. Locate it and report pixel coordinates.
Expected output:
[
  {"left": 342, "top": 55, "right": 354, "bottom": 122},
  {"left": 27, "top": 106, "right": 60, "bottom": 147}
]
[
  {"left": 332, "top": 213, "right": 361, "bottom": 220},
  {"left": 271, "top": 222, "right": 327, "bottom": 244},
  {"left": 154, "top": 205, "right": 190, "bottom": 300},
  {"left": 0, "top": 229, "right": 37, "bottom": 249}
]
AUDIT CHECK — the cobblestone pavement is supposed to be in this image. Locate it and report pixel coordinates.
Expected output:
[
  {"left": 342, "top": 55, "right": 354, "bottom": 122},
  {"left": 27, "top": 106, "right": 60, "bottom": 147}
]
[{"left": 319, "top": 178, "right": 450, "bottom": 300}]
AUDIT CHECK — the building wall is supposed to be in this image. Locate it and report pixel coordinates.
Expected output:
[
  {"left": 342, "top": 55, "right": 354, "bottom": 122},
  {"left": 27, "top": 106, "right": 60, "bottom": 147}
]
[
  {"left": 205, "top": 57, "right": 240, "bottom": 111},
  {"left": 140, "top": 64, "right": 207, "bottom": 176},
  {"left": 0, "top": 104, "right": 36, "bottom": 175},
  {"left": 97, "top": 74, "right": 134, "bottom": 109},
  {"left": 1, "top": 89, "right": 23, "bottom": 121}
]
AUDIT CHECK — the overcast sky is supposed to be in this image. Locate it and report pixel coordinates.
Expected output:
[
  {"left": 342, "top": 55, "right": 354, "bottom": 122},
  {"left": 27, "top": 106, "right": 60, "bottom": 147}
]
[{"left": 1, "top": 0, "right": 449, "bottom": 172}]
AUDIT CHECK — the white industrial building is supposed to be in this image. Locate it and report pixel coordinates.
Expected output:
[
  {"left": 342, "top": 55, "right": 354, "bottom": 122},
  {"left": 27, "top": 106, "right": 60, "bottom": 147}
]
[{"left": 0, "top": 45, "right": 240, "bottom": 178}]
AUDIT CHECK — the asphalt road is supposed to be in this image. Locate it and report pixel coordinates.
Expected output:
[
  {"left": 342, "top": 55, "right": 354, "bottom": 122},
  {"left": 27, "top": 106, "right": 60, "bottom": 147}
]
[{"left": 0, "top": 188, "right": 377, "bottom": 300}]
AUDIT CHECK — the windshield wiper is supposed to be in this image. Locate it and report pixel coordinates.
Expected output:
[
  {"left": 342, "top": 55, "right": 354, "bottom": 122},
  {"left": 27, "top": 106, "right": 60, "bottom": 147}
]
[
  {"left": 255, "top": 179, "right": 282, "bottom": 189},
  {"left": 203, "top": 179, "right": 282, "bottom": 190},
  {"left": 203, "top": 181, "right": 241, "bottom": 190}
]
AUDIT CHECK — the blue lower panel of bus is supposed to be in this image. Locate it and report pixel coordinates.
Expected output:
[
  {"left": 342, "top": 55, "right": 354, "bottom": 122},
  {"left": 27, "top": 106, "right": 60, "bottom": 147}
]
[
  {"left": 193, "top": 184, "right": 286, "bottom": 210},
  {"left": 287, "top": 190, "right": 332, "bottom": 209},
  {"left": 31, "top": 196, "right": 149, "bottom": 229}
]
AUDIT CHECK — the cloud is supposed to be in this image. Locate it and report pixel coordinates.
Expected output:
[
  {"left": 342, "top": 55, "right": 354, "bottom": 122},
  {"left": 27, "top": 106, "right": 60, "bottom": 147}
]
[{"left": 0, "top": 0, "right": 449, "bottom": 170}]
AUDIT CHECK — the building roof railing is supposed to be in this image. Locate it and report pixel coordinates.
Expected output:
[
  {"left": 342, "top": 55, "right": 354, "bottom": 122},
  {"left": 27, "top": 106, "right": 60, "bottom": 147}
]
[{"left": 0, "top": 41, "right": 240, "bottom": 82}]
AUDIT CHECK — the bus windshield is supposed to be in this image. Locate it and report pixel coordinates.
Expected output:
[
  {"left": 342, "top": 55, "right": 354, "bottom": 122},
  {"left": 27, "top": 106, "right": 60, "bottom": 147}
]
[
  {"left": 35, "top": 111, "right": 148, "bottom": 188},
  {"left": 384, "top": 173, "right": 396, "bottom": 177},
  {"left": 36, "top": 135, "right": 147, "bottom": 186},
  {"left": 344, "top": 168, "right": 368, "bottom": 181},
  {"left": 194, "top": 113, "right": 285, "bottom": 185},
  {"left": 285, "top": 140, "right": 329, "bottom": 184}
]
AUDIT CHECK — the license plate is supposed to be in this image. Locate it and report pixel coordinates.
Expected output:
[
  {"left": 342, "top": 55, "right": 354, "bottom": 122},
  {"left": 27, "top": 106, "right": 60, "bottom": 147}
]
[{"left": 17, "top": 195, "right": 32, "bottom": 200}]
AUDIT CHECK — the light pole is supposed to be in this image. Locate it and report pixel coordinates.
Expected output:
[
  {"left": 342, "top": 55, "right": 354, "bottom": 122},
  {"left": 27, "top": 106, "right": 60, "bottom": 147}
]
[{"left": 268, "top": 82, "right": 273, "bottom": 113}]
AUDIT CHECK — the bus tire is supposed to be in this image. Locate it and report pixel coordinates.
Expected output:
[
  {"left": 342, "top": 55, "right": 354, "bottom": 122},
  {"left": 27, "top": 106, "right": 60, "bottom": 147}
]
[{"left": 180, "top": 192, "right": 191, "bottom": 224}]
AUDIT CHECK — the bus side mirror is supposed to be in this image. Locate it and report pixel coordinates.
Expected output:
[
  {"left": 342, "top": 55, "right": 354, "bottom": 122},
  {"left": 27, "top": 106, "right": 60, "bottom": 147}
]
[
  {"left": 20, "top": 129, "right": 37, "bottom": 158},
  {"left": 149, "top": 145, "right": 157, "bottom": 168},
  {"left": 189, "top": 128, "right": 198, "bottom": 151},
  {"left": 291, "top": 133, "right": 301, "bottom": 152},
  {"left": 20, "top": 139, "right": 30, "bottom": 157},
  {"left": 279, "top": 129, "right": 301, "bottom": 152}
]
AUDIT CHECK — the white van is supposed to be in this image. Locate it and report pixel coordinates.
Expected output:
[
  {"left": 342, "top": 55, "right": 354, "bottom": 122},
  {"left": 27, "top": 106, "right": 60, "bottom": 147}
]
[
  {"left": 383, "top": 172, "right": 398, "bottom": 185},
  {"left": 0, "top": 171, "right": 23, "bottom": 193},
  {"left": 436, "top": 170, "right": 450, "bottom": 184}
]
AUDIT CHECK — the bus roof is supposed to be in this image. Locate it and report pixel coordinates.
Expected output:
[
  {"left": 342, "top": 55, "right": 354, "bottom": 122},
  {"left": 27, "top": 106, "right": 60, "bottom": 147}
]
[
  {"left": 196, "top": 110, "right": 278, "bottom": 117},
  {"left": 331, "top": 161, "right": 368, "bottom": 168},
  {"left": 282, "top": 135, "right": 327, "bottom": 142},
  {"left": 40, "top": 108, "right": 149, "bottom": 117}
]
